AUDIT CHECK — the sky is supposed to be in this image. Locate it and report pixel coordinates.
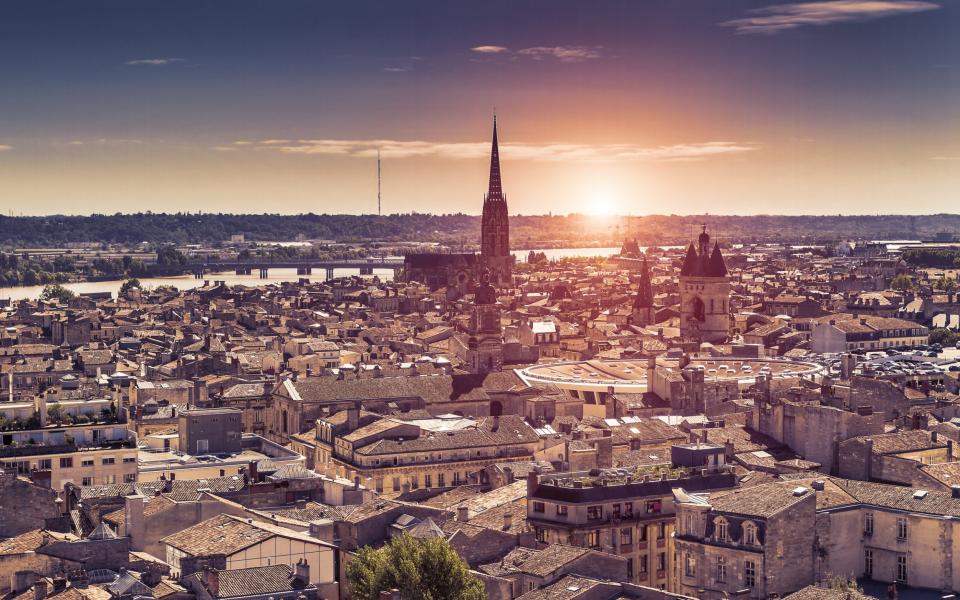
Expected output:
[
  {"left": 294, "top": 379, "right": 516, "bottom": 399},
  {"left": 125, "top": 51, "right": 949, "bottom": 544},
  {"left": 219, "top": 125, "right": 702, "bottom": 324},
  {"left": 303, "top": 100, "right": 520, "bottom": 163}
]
[{"left": 0, "top": 0, "right": 958, "bottom": 217}]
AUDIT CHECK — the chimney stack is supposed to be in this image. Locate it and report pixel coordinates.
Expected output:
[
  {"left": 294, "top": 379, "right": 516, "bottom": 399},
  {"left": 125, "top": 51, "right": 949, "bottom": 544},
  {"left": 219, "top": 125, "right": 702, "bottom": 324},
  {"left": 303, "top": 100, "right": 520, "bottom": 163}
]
[
  {"left": 124, "top": 494, "right": 146, "bottom": 551},
  {"left": 457, "top": 505, "right": 470, "bottom": 522},
  {"left": 34, "top": 579, "right": 48, "bottom": 600}
]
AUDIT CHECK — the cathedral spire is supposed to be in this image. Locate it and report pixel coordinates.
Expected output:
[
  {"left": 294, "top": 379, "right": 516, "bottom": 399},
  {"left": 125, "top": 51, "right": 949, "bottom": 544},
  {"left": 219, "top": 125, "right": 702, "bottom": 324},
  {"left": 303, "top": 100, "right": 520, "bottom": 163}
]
[{"left": 486, "top": 114, "right": 503, "bottom": 202}]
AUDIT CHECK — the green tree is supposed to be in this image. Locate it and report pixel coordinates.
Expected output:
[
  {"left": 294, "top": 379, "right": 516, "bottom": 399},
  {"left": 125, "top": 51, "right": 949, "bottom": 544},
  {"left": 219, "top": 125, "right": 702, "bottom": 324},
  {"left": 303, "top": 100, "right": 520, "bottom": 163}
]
[
  {"left": 119, "top": 278, "right": 142, "bottom": 297},
  {"left": 47, "top": 402, "right": 63, "bottom": 423},
  {"left": 346, "top": 534, "right": 485, "bottom": 600},
  {"left": 40, "top": 284, "right": 75, "bottom": 303},
  {"left": 890, "top": 274, "right": 913, "bottom": 291}
]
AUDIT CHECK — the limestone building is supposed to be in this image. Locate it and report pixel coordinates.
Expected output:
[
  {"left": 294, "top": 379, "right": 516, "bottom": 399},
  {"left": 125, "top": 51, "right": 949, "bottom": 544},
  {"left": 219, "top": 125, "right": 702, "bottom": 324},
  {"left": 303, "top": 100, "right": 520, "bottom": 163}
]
[{"left": 679, "top": 227, "right": 730, "bottom": 343}]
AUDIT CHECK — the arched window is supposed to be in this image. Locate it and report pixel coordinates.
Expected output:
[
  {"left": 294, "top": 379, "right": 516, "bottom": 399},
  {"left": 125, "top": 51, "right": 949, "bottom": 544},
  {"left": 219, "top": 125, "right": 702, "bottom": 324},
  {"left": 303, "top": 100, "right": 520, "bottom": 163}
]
[
  {"left": 743, "top": 521, "right": 756, "bottom": 545},
  {"left": 714, "top": 517, "right": 728, "bottom": 542}
]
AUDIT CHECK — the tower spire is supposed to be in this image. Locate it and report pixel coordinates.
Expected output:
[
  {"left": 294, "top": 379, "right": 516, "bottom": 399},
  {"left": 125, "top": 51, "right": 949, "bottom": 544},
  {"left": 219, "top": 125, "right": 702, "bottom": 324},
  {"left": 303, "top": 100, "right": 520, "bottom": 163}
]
[{"left": 486, "top": 113, "right": 503, "bottom": 202}]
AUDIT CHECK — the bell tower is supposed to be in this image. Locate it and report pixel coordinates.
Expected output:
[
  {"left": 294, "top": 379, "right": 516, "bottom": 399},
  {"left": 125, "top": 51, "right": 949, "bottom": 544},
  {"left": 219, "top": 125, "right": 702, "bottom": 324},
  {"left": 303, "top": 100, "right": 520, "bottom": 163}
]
[
  {"left": 679, "top": 226, "right": 730, "bottom": 343},
  {"left": 631, "top": 258, "right": 655, "bottom": 327},
  {"left": 481, "top": 115, "right": 512, "bottom": 287}
]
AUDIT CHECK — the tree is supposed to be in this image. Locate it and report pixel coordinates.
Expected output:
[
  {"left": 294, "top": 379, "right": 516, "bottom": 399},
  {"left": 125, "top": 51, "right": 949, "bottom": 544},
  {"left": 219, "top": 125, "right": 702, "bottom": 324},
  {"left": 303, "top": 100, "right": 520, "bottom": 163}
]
[
  {"left": 40, "top": 284, "right": 75, "bottom": 303},
  {"left": 119, "top": 278, "right": 142, "bottom": 297},
  {"left": 890, "top": 274, "right": 913, "bottom": 291},
  {"left": 346, "top": 534, "right": 485, "bottom": 600}
]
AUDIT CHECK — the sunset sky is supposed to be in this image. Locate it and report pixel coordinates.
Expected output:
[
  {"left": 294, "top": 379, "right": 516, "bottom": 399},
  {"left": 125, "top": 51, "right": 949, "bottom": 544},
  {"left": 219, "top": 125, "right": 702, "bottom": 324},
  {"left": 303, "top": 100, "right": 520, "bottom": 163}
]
[{"left": 1, "top": 0, "right": 958, "bottom": 216}]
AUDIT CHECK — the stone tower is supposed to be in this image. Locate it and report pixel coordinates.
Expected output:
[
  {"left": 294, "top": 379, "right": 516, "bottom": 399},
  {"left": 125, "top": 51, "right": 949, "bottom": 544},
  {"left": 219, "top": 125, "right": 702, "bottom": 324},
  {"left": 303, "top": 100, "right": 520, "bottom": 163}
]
[
  {"left": 679, "top": 226, "right": 730, "bottom": 343},
  {"left": 481, "top": 115, "right": 512, "bottom": 287},
  {"left": 466, "top": 270, "right": 503, "bottom": 374},
  {"left": 631, "top": 258, "right": 655, "bottom": 327}
]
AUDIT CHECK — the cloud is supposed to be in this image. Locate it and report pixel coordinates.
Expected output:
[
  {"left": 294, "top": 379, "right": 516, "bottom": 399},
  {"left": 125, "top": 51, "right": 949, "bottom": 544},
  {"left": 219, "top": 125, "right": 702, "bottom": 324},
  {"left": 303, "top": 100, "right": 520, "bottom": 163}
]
[
  {"left": 932, "top": 155, "right": 960, "bottom": 161},
  {"left": 124, "top": 58, "right": 184, "bottom": 66},
  {"left": 471, "top": 45, "right": 510, "bottom": 54},
  {"left": 470, "top": 44, "right": 604, "bottom": 63},
  {"left": 237, "top": 138, "right": 757, "bottom": 163},
  {"left": 516, "top": 46, "right": 603, "bottom": 63},
  {"left": 0, "top": 144, "right": 12, "bottom": 152},
  {"left": 383, "top": 66, "right": 411, "bottom": 73},
  {"left": 721, "top": 1, "right": 939, "bottom": 34},
  {"left": 61, "top": 138, "right": 144, "bottom": 147}
]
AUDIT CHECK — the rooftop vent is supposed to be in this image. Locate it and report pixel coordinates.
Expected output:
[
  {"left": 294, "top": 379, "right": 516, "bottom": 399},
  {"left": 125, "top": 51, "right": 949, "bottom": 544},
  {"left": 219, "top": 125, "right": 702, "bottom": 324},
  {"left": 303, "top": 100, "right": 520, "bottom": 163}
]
[
  {"left": 811, "top": 480, "right": 825, "bottom": 491},
  {"left": 792, "top": 487, "right": 809, "bottom": 497},
  {"left": 913, "top": 490, "right": 928, "bottom": 500}
]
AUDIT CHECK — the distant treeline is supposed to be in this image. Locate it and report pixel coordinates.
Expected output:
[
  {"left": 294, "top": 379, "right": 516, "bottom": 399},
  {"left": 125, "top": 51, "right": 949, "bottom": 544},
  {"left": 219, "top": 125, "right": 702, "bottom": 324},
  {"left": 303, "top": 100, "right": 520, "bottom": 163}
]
[
  {"left": 901, "top": 248, "right": 960, "bottom": 269},
  {"left": 2, "top": 212, "right": 959, "bottom": 248}
]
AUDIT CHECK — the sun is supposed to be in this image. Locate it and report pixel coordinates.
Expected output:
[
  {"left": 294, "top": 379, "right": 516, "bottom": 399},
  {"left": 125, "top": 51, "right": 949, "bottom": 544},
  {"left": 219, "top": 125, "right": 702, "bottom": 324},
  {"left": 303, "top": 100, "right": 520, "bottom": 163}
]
[{"left": 586, "top": 190, "right": 620, "bottom": 217}]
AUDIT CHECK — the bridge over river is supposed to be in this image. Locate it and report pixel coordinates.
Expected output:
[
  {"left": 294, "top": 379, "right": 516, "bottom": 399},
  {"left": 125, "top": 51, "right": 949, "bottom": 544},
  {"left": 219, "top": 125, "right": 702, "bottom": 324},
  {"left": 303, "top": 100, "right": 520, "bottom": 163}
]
[{"left": 148, "top": 257, "right": 405, "bottom": 280}]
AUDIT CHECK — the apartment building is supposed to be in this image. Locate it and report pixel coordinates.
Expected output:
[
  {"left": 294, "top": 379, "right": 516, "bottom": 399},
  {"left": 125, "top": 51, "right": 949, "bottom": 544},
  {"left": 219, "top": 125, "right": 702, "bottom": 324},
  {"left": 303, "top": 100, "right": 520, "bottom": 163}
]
[
  {"left": 0, "top": 421, "right": 137, "bottom": 489},
  {"left": 525, "top": 466, "right": 737, "bottom": 591}
]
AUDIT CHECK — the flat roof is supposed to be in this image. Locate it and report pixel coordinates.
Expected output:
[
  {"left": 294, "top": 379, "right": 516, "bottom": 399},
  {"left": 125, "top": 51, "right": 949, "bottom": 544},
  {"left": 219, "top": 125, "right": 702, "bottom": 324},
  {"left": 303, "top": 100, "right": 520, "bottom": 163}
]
[{"left": 516, "top": 357, "right": 823, "bottom": 393}]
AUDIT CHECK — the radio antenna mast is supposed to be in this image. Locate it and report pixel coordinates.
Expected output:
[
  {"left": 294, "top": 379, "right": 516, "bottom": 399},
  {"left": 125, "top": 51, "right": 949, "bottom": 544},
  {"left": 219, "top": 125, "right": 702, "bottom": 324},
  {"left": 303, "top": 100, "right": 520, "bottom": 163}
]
[{"left": 377, "top": 149, "right": 382, "bottom": 216}]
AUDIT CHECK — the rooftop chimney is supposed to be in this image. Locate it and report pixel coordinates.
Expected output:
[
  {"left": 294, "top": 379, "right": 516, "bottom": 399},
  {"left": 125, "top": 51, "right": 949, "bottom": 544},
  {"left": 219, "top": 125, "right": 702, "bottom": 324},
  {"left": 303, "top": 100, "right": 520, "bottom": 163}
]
[
  {"left": 457, "top": 505, "right": 470, "bottom": 522},
  {"left": 503, "top": 512, "right": 513, "bottom": 530},
  {"left": 34, "top": 579, "right": 48, "bottom": 600}
]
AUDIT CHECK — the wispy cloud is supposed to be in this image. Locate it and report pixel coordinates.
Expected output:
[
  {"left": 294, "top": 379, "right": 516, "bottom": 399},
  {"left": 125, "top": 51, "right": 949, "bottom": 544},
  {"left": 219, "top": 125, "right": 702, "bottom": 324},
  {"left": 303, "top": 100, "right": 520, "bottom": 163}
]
[
  {"left": 60, "top": 138, "right": 144, "bottom": 147},
  {"left": 383, "top": 66, "right": 412, "bottom": 73},
  {"left": 721, "top": 1, "right": 939, "bottom": 34},
  {"left": 471, "top": 45, "right": 510, "bottom": 54},
  {"left": 124, "top": 57, "right": 184, "bottom": 66},
  {"left": 470, "top": 45, "right": 603, "bottom": 63},
  {"left": 0, "top": 144, "right": 12, "bottom": 152},
  {"left": 932, "top": 155, "right": 960, "bottom": 161},
  {"left": 516, "top": 46, "right": 603, "bottom": 63},
  {"left": 234, "top": 138, "right": 756, "bottom": 163}
]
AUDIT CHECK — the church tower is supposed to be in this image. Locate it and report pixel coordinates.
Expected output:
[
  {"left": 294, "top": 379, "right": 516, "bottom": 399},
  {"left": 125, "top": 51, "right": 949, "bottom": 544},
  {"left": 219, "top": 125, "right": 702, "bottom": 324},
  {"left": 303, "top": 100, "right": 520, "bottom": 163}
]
[
  {"left": 466, "top": 270, "right": 503, "bottom": 374},
  {"left": 631, "top": 258, "right": 655, "bottom": 327},
  {"left": 481, "top": 115, "right": 512, "bottom": 287},
  {"left": 679, "top": 226, "right": 730, "bottom": 343}
]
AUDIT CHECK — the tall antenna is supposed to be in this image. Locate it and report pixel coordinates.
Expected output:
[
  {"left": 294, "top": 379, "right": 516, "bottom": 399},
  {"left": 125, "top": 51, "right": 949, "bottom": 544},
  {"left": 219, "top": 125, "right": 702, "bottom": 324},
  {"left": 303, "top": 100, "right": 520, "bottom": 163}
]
[{"left": 377, "top": 149, "right": 382, "bottom": 216}]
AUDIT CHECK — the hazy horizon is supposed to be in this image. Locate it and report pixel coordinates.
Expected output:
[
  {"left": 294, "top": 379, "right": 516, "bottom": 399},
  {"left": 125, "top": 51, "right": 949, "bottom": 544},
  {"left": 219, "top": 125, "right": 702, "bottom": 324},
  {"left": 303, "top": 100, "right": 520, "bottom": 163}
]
[{"left": 2, "top": 0, "right": 958, "bottom": 216}]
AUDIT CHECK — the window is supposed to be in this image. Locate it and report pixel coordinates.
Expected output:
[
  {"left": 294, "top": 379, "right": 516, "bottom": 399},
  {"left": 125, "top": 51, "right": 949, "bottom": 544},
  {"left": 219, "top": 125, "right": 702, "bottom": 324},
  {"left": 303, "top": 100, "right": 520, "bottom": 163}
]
[
  {"left": 685, "top": 554, "right": 696, "bottom": 577},
  {"left": 38, "top": 459, "right": 52, "bottom": 470},
  {"left": 587, "top": 530, "right": 600, "bottom": 548},
  {"left": 897, "top": 517, "right": 908, "bottom": 540},
  {"left": 743, "top": 523, "right": 756, "bottom": 545},
  {"left": 424, "top": 474, "right": 432, "bottom": 488},
  {"left": 623, "top": 502, "right": 633, "bottom": 517},
  {"left": 81, "top": 477, "right": 93, "bottom": 486},
  {"left": 392, "top": 477, "right": 400, "bottom": 492},
  {"left": 557, "top": 505, "right": 568, "bottom": 516},
  {"left": 646, "top": 500, "right": 662, "bottom": 514},
  {"left": 533, "top": 502, "right": 545, "bottom": 513},
  {"left": 587, "top": 505, "right": 603, "bottom": 520},
  {"left": 81, "top": 459, "right": 95, "bottom": 467},
  {"left": 124, "top": 474, "right": 137, "bottom": 483},
  {"left": 896, "top": 555, "right": 907, "bottom": 583},
  {"left": 639, "top": 554, "right": 648, "bottom": 574},
  {"left": 60, "top": 457, "right": 73, "bottom": 469},
  {"left": 437, "top": 473, "right": 445, "bottom": 487},
  {"left": 638, "top": 524, "right": 648, "bottom": 542},
  {"left": 612, "top": 503, "right": 621, "bottom": 519},
  {"left": 102, "top": 457, "right": 116, "bottom": 465},
  {"left": 123, "top": 457, "right": 136, "bottom": 464},
  {"left": 657, "top": 522, "right": 666, "bottom": 540},
  {"left": 535, "top": 528, "right": 547, "bottom": 543},
  {"left": 103, "top": 475, "right": 116, "bottom": 484},
  {"left": 744, "top": 561, "right": 756, "bottom": 587},
  {"left": 715, "top": 519, "right": 728, "bottom": 541},
  {"left": 410, "top": 475, "right": 418, "bottom": 490},
  {"left": 627, "top": 558, "right": 634, "bottom": 579},
  {"left": 864, "top": 550, "right": 873, "bottom": 578},
  {"left": 620, "top": 527, "right": 633, "bottom": 545},
  {"left": 657, "top": 552, "right": 666, "bottom": 572},
  {"left": 864, "top": 512, "right": 874, "bottom": 535},
  {"left": 716, "top": 556, "right": 726, "bottom": 582}
]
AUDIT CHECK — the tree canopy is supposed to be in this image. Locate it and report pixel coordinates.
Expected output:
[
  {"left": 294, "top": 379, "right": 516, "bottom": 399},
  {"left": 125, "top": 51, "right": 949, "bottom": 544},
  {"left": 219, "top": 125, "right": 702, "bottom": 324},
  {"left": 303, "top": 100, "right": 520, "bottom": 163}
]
[
  {"left": 39, "top": 284, "right": 75, "bottom": 303},
  {"left": 345, "top": 534, "right": 485, "bottom": 600}
]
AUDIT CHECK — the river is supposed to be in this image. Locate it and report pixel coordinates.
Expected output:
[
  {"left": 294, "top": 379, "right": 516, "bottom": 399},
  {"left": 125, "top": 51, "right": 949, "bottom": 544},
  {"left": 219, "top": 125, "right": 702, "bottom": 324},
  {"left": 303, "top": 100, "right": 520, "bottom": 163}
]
[{"left": 0, "top": 246, "right": 655, "bottom": 301}]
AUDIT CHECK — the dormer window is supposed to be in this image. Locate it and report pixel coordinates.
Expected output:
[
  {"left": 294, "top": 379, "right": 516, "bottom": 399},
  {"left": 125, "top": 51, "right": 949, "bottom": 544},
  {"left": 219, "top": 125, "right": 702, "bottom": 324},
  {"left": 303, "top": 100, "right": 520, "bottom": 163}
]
[
  {"left": 714, "top": 517, "right": 728, "bottom": 542},
  {"left": 743, "top": 522, "right": 756, "bottom": 545}
]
